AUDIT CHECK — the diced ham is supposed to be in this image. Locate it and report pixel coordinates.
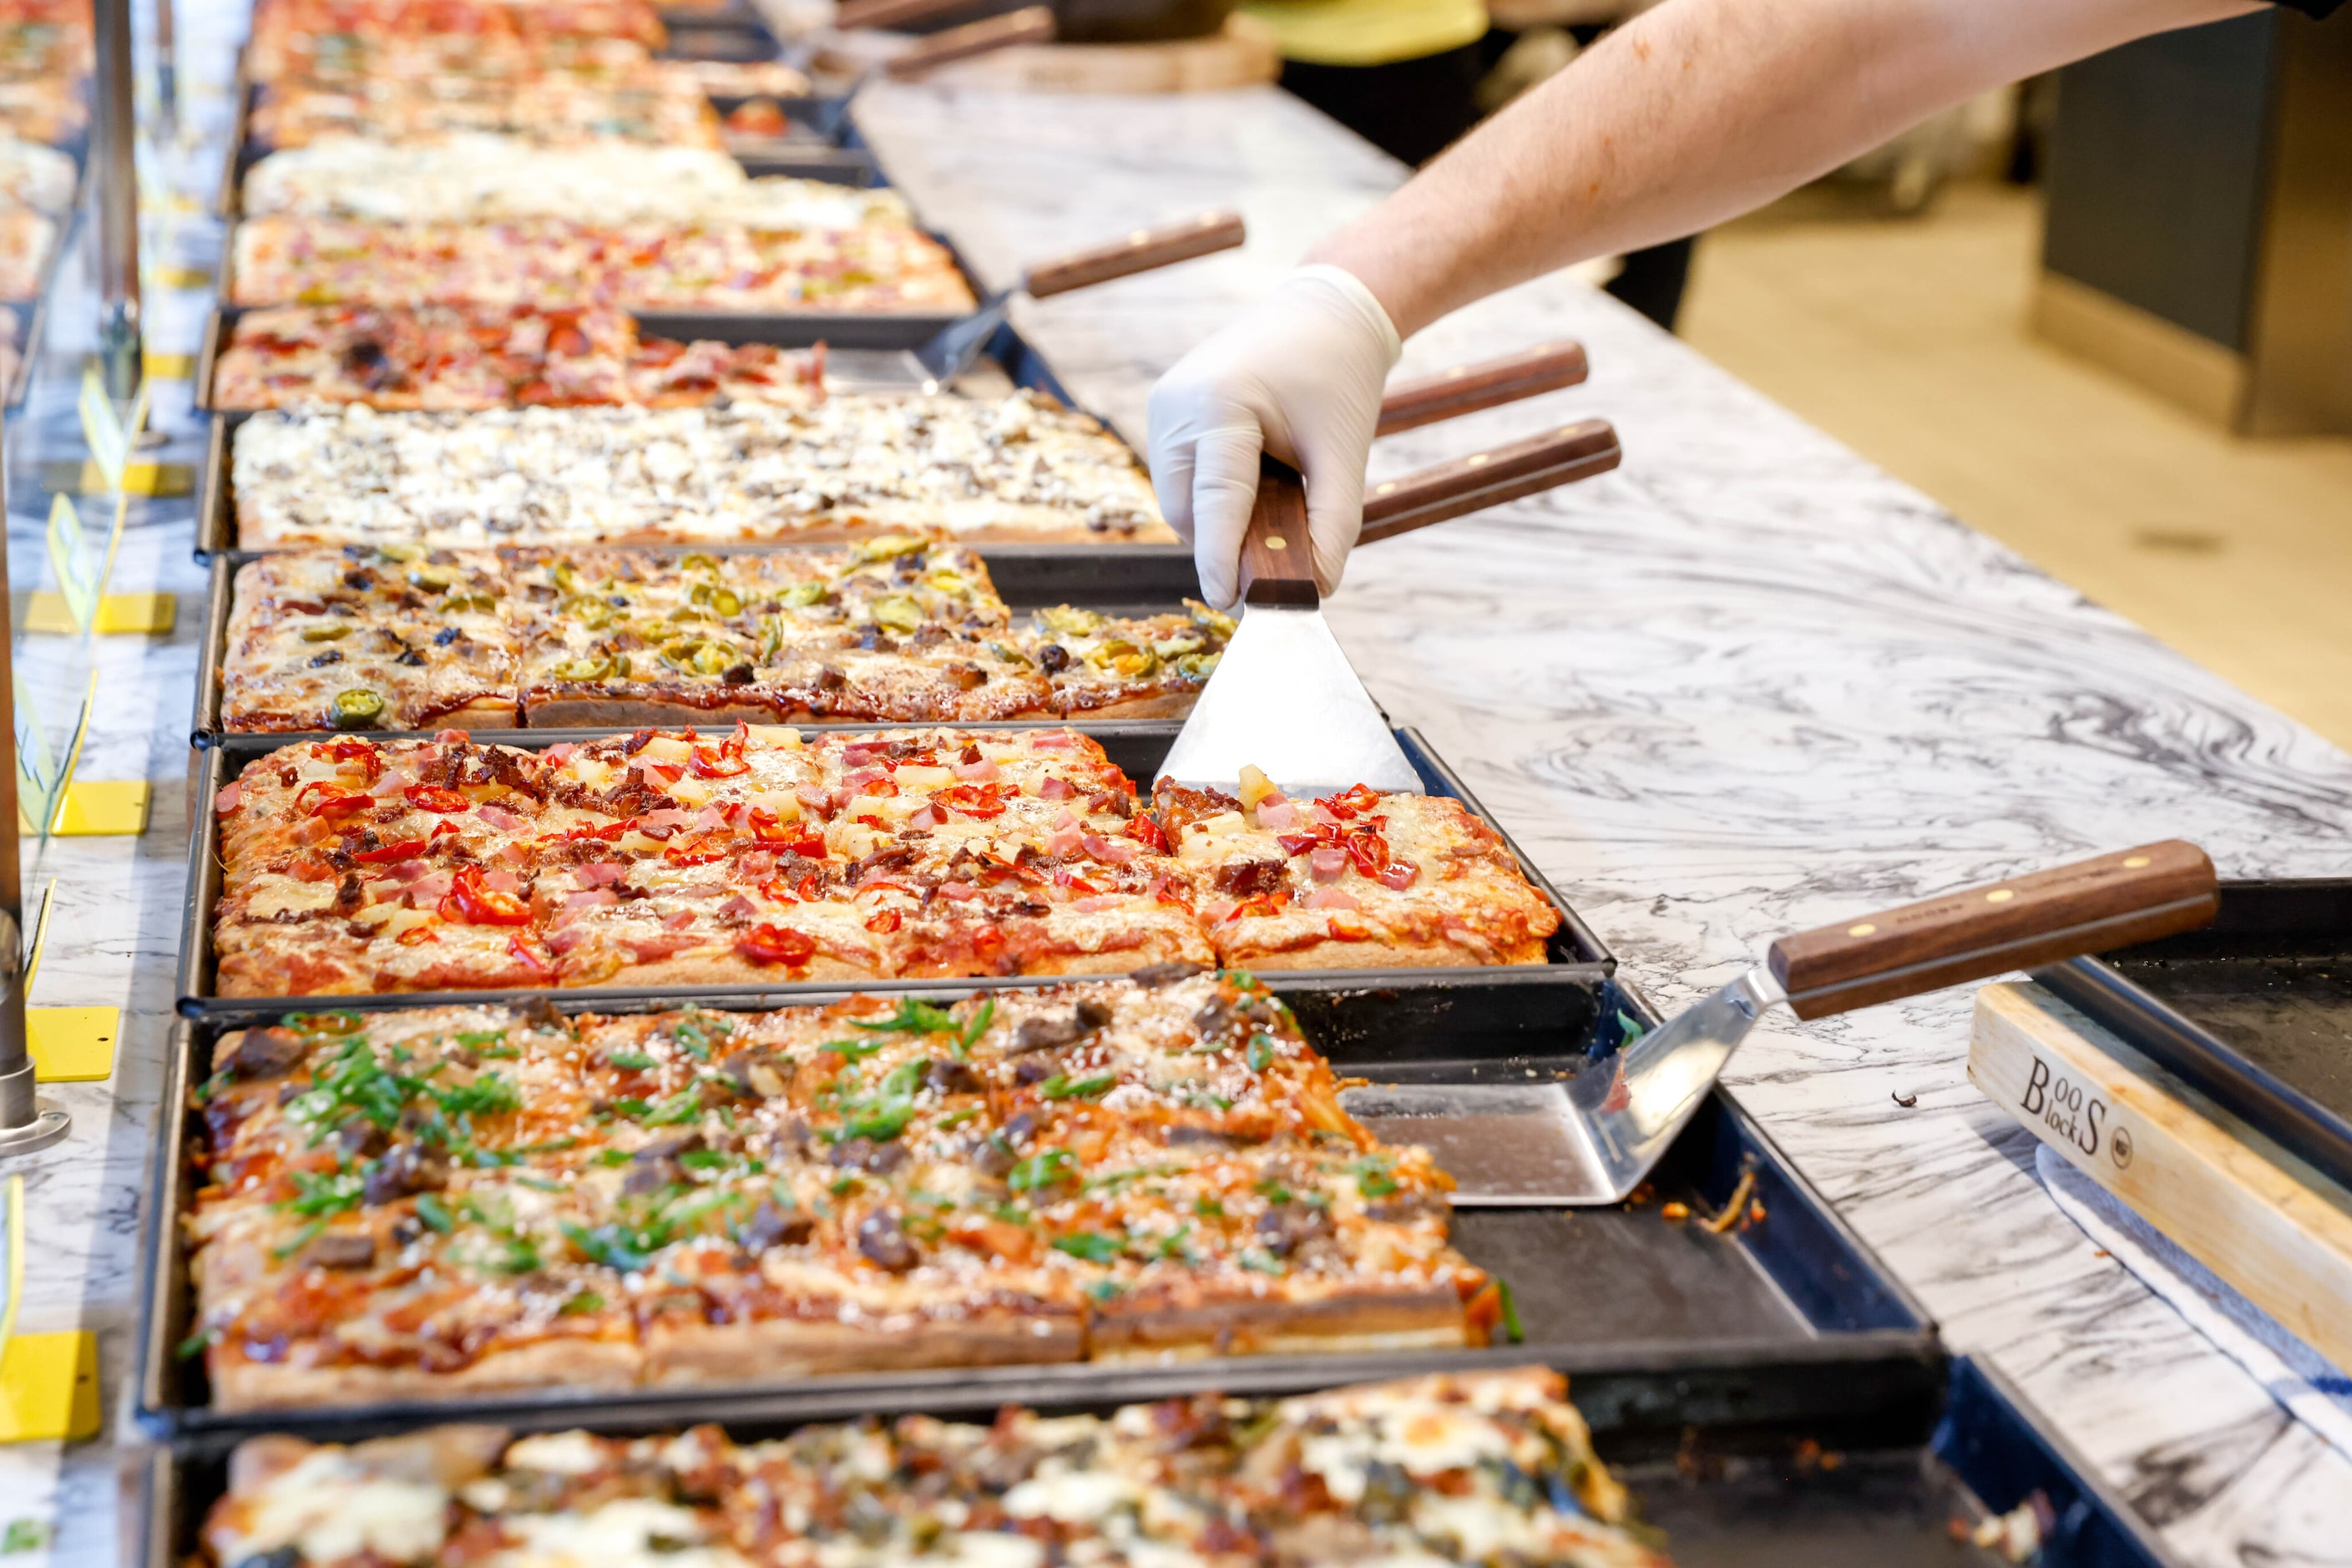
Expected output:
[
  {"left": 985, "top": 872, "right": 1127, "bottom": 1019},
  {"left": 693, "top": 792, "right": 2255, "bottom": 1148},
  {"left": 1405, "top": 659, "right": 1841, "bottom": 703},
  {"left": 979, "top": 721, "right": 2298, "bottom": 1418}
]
[
  {"left": 625, "top": 931, "right": 704, "bottom": 961},
  {"left": 483, "top": 869, "right": 522, "bottom": 894},
  {"left": 548, "top": 927, "right": 592, "bottom": 954},
  {"left": 1201, "top": 898, "right": 1238, "bottom": 924},
  {"left": 1302, "top": 802, "right": 1339, "bottom": 827},
  {"left": 498, "top": 842, "right": 533, "bottom": 867},
  {"left": 1256, "top": 797, "right": 1301, "bottom": 831},
  {"left": 1306, "top": 888, "right": 1361, "bottom": 912},
  {"left": 435, "top": 730, "right": 468, "bottom": 744},
  {"left": 662, "top": 908, "right": 696, "bottom": 931},
  {"left": 796, "top": 784, "right": 835, "bottom": 813},
  {"left": 1073, "top": 894, "right": 1124, "bottom": 913},
  {"left": 640, "top": 808, "right": 690, "bottom": 830},
  {"left": 1036, "top": 776, "right": 1075, "bottom": 800},
  {"left": 954, "top": 756, "right": 1000, "bottom": 783},
  {"left": 291, "top": 817, "right": 331, "bottom": 846},
  {"left": 477, "top": 804, "right": 526, "bottom": 831},
  {"left": 408, "top": 872, "right": 455, "bottom": 902},
  {"left": 560, "top": 888, "right": 619, "bottom": 917},
  {"left": 691, "top": 805, "right": 728, "bottom": 832},
  {"left": 1047, "top": 823, "right": 1084, "bottom": 857},
  {"left": 840, "top": 742, "right": 887, "bottom": 767},
  {"left": 576, "top": 862, "right": 627, "bottom": 888},
  {"left": 387, "top": 859, "right": 432, "bottom": 883},
  {"left": 1378, "top": 862, "right": 1421, "bottom": 891},
  {"left": 718, "top": 894, "right": 757, "bottom": 922},
  {"left": 1050, "top": 808, "right": 1078, "bottom": 830},
  {"left": 1308, "top": 847, "right": 1349, "bottom": 883},
  {"left": 740, "top": 851, "right": 776, "bottom": 878},
  {"left": 843, "top": 766, "right": 888, "bottom": 790},
  {"left": 542, "top": 743, "right": 578, "bottom": 766},
  {"left": 908, "top": 806, "right": 941, "bottom": 829},
  {"left": 213, "top": 781, "right": 244, "bottom": 814},
  {"left": 1029, "top": 731, "right": 1079, "bottom": 751},
  {"left": 938, "top": 881, "right": 977, "bottom": 902},
  {"left": 1083, "top": 834, "right": 1139, "bottom": 865}
]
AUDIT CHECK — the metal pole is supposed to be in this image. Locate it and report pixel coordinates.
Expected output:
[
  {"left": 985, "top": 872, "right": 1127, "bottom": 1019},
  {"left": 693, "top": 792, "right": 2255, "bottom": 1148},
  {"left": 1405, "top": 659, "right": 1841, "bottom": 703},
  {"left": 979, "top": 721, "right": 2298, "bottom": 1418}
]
[
  {"left": 156, "top": 0, "right": 179, "bottom": 139},
  {"left": 92, "top": 0, "right": 142, "bottom": 400},
  {"left": 0, "top": 413, "right": 68, "bottom": 1156}
]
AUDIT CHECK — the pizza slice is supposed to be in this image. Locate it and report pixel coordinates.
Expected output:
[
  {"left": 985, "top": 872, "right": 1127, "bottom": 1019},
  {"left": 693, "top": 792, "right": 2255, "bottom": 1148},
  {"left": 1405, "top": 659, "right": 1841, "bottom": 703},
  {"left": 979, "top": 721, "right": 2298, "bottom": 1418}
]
[
  {"left": 1155, "top": 772, "right": 1564, "bottom": 970},
  {"left": 1024, "top": 601, "right": 1232, "bottom": 718}
]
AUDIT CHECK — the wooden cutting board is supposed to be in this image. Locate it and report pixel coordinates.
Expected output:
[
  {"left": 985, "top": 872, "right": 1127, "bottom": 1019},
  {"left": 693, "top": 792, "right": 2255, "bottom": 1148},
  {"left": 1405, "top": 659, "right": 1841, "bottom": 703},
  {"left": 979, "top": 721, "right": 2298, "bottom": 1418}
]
[
  {"left": 1970, "top": 981, "right": 2352, "bottom": 1372},
  {"left": 923, "top": 13, "right": 1280, "bottom": 93}
]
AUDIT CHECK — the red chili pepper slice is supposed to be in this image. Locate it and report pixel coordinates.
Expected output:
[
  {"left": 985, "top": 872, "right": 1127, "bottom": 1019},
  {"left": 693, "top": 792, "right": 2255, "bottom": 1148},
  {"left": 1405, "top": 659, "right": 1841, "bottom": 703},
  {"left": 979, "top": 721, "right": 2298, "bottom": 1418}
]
[
  {"left": 438, "top": 865, "right": 531, "bottom": 926},
  {"left": 354, "top": 837, "right": 430, "bottom": 864},
  {"left": 403, "top": 785, "right": 470, "bottom": 813},
  {"left": 931, "top": 782, "right": 1004, "bottom": 819},
  {"left": 737, "top": 923, "right": 816, "bottom": 967},
  {"left": 1126, "top": 815, "right": 1169, "bottom": 854},
  {"left": 761, "top": 877, "right": 801, "bottom": 903},
  {"left": 297, "top": 782, "right": 375, "bottom": 818},
  {"left": 690, "top": 743, "right": 749, "bottom": 779},
  {"left": 1346, "top": 831, "right": 1391, "bottom": 879},
  {"left": 865, "top": 908, "right": 903, "bottom": 933},
  {"left": 1323, "top": 784, "right": 1382, "bottom": 820},
  {"left": 1276, "top": 832, "right": 1323, "bottom": 857}
]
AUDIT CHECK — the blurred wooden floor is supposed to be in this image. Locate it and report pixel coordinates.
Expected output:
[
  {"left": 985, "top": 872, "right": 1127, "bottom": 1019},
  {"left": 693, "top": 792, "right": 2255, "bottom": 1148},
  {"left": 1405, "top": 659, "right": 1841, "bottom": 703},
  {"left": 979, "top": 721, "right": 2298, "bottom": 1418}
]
[{"left": 1682, "top": 180, "right": 2352, "bottom": 751}]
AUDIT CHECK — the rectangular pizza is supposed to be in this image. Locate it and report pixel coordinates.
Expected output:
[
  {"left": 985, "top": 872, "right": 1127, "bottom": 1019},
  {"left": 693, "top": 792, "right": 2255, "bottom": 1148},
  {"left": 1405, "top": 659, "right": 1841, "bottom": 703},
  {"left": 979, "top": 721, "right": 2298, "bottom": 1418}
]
[
  {"left": 228, "top": 396, "right": 1172, "bottom": 547},
  {"left": 250, "top": 63, "right": 726, "bottom": 150},
  {"left": 219, "top": 541, "right": 1231, "bottom": 731},
  {"left": 180, "top": 971, "right": 1504, "bottom": 1408},
  {"left": 206, "top": 727, "right": 1561, "bottom": 997},
  {"left": 229, "top": 215, "right": 977, "bottom": 315},
  {"left": 210, "top": 306, "right": 824, "bottom": 412},
  {"left": 195, "top": 1368, "right": 1672, "bottom": 1565},
  {"left": 240, "top": 135, "right": 926, "bottom": 230},
  {"left": 248, "top": 0, "right": 669, "bottom": 82}
]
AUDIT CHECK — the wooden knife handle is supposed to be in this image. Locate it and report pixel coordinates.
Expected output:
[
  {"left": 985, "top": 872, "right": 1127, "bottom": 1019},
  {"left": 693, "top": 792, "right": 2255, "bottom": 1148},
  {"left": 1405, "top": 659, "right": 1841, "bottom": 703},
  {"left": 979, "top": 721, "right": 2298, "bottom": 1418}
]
[
  {"left": 1023, "top": 211, "right": 1246, "bottom": 300},
  {"left": 833, "top": 0, "right": 978, "bottom": 32},
  {"left": 1358, "top": 418, "right": 1619, "bottom": 544},
  {"left": 1768, "top": 841, "right": 2219, "bottom": 1021},
  {"left": 1375, "top": 341, "right": 1590, "bottom": 438},
  {"left": 1239, "top": 455, "right": 1318, "bottom": 609},
  {"left": 883, "top": 4, "right": 1053, "bottom": 78}
]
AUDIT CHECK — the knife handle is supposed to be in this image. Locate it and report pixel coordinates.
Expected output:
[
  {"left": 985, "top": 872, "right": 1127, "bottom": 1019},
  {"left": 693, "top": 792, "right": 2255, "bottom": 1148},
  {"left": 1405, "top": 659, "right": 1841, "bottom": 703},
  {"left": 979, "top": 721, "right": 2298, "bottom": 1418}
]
[
  {"left": 1358, "top": 418, "right": 1619, "bottom": 544},
  {"left": 1375, "top": 341, "right": 1589, "bottom": 438},
  {"left": 883, "top": 4, "right": 1053, "bottom": 79},
  {"left": 1023, "top": 211, "right": 1247, "bottom": 300},
  {"left": 1767, "top": 841, "right": 2218, "bottom": 1021},
  {"left": 1239, "top": 455, "right": 1318, "bottom": 608},
  {"left": 834, "top": 0, "right": 977, "bottom": 32}
]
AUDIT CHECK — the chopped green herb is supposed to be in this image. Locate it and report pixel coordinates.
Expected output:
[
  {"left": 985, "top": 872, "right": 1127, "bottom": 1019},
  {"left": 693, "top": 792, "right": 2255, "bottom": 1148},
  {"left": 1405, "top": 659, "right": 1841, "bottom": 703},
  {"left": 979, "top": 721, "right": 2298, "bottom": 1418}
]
[
  {"left": 281, "top": 1170, "right": 365, "bottom": 1217},
  {"left": 1247, "top": 1033, "right": 1273, "bottom": 1072},
  {"left": 1237, "top": 1249, "right": 1285, "bottom": 1276},
  {"left": 678, "top": 1148, "right": 727, "bottom": 1171},
  {"left": 1495, "top": 1277, "right": 1525, "bottom": 1343},
  {"left": 1087, "top": 1279, "right": 1125, "bottom": 1302},
  {"left": 1041, "top": 1072, "right": 1115, "bottom": 1100},
  {"left": 1195, "top": 1196, "right": 1225, "bottom": 1219},
  {"left": 606, "top": 1050, "right": 659, "bottom": 1071},
  {"left": 1008, "top": 1148, "right": 1076, "bottom": 1192},
  {"left": 1052, "top": 1232, "right": 1123, "bottom": 1264},
  {"left": 174, "top": 1326, "right": 220, "bottom": 1361},
  {"left": 454, "top": 1029, "right": 507, "bottom": 1049},
  {"left": 829, "top": 1174, "right": 859, "bottom": 1196},
  {"left": 821, "top": 1037, "right": 888, "bottom": 1061},
  {"left": 613, "top": 1097, "right": 653, "bottom": 1119},
  {"left": 1618, "top": 1010, "right": 1646, "bottom": 1046},
  {"left": 672, "top": 1019, "right": 713, "bottom": 1060},
  {"left": 559, "top": 1291, "right": 605, "bottom": 1317},
  {"left": 1253, "top": 1180, "right": 1292, "bottom": 1206},
  {"left": 957, "top": 997, "right": 994, "bottom": 1058},
  {"left": 642, "top": 1085, "right": 705, "bottom": 1125},
  {"left": 271, "top": 1218, "right": 327, "bottom": 1259},
  {"left": 415, "top": 1193, "right": 454, "bottom": 1233},
  {"left": 850, "top": 997, "right": 959, "bottom": 1035},
  {"left": 1351, "top": 1154, "right": 1399, "bottom": 1199},
  {"left": 561, "top": 1221, "right": 650, "bottom": 1272},
  {"left": 286, "top": 1010, "right": 364, "bottom": 1034},
  {"left": 515, "top": 1176, "right": 565, "bottom": 1193}
]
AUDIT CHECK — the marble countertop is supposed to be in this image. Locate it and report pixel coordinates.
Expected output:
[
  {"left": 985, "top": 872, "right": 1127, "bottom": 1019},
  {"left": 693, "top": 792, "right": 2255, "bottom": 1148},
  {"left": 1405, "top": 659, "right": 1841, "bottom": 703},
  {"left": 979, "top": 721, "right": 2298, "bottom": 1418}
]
[
  {"left": 851, "top": 78, "right": 2352, "bottom": 1561},
  {"left": 8, "top": 44, "right": 2349, "bottom": 1562}
]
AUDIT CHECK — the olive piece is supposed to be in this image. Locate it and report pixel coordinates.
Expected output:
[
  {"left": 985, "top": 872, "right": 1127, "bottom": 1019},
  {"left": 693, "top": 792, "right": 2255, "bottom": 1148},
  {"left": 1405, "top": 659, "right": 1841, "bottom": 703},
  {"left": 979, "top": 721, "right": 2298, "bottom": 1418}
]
[
  {"left": 298, "top": 624, "right": 351, "bottom": 643},
  {"left": 331, "top": 689, "right": 385, "bottom": 729}
]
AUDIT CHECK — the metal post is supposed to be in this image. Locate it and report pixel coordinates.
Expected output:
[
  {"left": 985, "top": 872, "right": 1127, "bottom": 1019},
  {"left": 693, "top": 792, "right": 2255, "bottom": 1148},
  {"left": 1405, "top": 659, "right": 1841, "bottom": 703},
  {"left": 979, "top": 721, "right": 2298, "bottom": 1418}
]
[
  {"left": 156, "top": 0, "right": 178, "bottom": 139},
  {"left": 0, "top": 414, "right": 68, "bottom": 1156},
  {"left": 92, "top": 0, "right": 142, "bottom": 399}
]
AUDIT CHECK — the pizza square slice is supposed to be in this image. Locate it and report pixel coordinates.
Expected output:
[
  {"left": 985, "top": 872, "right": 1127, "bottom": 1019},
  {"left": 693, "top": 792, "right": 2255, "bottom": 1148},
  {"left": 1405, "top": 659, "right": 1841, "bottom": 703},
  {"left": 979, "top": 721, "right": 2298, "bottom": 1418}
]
[
  {"left": 1156, "top": 775, "right": 1563, "bottom": 971},
  {"left": 1024, "top": 601, "right": 1232, "bottom": 719},
  {"left": 222, "top": 549, "right": 518, "bottom": 732}
]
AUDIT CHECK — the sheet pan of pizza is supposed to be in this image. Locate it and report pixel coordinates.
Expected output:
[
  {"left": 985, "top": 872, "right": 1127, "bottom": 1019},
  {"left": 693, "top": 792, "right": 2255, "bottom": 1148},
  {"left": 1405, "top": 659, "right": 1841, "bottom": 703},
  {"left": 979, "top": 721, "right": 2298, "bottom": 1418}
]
[
  {"left": 175, "top": 725, "right": 1607, "bottom": 1012},
  {"left": 198, "top": 542, "right": 1232, "bottom": 736}
]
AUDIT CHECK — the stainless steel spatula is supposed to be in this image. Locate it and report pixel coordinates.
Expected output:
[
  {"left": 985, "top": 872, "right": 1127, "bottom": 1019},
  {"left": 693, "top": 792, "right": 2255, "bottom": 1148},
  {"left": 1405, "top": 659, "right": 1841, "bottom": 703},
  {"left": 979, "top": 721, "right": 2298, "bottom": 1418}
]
[
  {"left": 1344, "top": 839, "right": 2221, "bottom": 1204},
  {"left": 1155, "top": 420, "right": 1620, "bottom": 800}
]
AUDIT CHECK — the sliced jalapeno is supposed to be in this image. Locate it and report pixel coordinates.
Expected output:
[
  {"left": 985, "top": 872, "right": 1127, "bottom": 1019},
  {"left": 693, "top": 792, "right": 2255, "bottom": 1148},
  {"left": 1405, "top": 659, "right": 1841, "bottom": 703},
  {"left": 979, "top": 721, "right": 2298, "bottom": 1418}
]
[
  {"left": 1036, "top": 605, "right": 1105, "bottom": 638},
  {"left": 868, "top": 593, "right": 923, "bottom": 635},
  {"left": 780, "top": 583, "right": 830, "bottom": 609},
  {"left": 851, "top": 534, "right": 927, "bottom": 564},
  {"left": 562, "top": 594, "right": 613, "bottom": 630},
  {"left": 331, "top": 689, "right": 386, "bottom": 729},
  {"left": 299, "top": 624, "right": 351, "bottom": 643},
  {"left": 548, "top": 655, "right": 614, "bottom": 681}
]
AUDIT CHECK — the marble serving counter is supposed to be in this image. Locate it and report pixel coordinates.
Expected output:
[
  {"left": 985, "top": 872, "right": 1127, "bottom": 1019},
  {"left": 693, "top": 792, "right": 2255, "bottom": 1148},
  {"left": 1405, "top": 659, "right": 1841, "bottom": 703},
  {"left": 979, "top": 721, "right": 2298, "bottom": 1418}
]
[
  {"left": 6, "top": 50, "right": 2349, "bottom": 1563},
  {"left": 847, "top": 79, "right": 2352, "bottom": 1560}
]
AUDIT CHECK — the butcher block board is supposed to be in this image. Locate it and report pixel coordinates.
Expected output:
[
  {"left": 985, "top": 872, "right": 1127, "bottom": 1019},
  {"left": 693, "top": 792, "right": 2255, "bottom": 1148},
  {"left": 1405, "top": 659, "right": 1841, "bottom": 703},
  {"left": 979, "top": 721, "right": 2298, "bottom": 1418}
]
[
  {"left": 1971, "top": 981, "right": 2352, "bottom": 1373},
  {"left": 925, "top": 13, "right": 1279, "bottom": 93}
]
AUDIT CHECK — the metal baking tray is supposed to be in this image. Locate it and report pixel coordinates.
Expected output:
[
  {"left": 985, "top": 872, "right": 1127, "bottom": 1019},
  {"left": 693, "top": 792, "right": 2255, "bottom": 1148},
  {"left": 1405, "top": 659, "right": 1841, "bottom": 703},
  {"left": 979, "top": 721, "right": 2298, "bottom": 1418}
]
[
  {"left": 2036, "top": 878, "right": 2352, "bottom": 1192},
  {"left": 659, "top": 14, "right": 786, "bottom": 60},
  {"left": 190, "top": 544, "right": 1209, "bottom": 742},
  {"left": 175, "top": 723, "right": 1614, "bottom": 1019},
  {"left": 190, "top": 312, "right": 1156, "bottom": 559},
  {"left": 130, "top": 1347, "right": 2183, "bottom": 1568},
  {"left": 135, "top": 950, "right": 1930, "bottom": 1441}
]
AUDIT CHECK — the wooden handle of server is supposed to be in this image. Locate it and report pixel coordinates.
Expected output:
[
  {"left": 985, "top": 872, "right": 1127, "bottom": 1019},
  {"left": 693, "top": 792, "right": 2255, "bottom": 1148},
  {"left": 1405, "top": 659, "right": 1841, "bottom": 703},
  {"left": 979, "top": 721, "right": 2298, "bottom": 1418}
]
[
  {"left": 1022, "top": 210, "right": 1247, "bottom": 300},
  {"left": 1768, "top": 841, "right": 2219, "bottom": 1021},
  {"left": 834, "top": 0, "right": 979, "bottom": 32},
  {"left": 1239, "top": 455, "right": 1318, "bottom": 609},
  {"left": 883, "top": 4, "right": 1053, "bottom": 78},
  {"left": 1375, "top": 341, "right": 1591, "bottom": 437},
  {"left": 1358, "top": 418, "right": 1620, "bottom": 544}
]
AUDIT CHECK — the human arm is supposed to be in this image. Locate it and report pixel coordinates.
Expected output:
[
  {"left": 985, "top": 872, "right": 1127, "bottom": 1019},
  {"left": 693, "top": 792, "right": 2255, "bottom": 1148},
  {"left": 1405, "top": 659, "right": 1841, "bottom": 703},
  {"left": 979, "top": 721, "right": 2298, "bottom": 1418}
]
[{"left": 1152, "top": 0, "right": 2265, "bottom": 607}]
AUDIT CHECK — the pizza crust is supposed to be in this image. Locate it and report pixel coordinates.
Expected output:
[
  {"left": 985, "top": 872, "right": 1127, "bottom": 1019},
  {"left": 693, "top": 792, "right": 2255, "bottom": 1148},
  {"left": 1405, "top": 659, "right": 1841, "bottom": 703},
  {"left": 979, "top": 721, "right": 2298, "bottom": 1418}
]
[
  {"left": 1221, "top": 936, "right": 1552, "bottom": 971},
  {"left": 210, "top": 1335, "right": 642, "bottom": 1413},
  {"left": 644, "top": 1309, "right": 1084, "bottom": 1383}
]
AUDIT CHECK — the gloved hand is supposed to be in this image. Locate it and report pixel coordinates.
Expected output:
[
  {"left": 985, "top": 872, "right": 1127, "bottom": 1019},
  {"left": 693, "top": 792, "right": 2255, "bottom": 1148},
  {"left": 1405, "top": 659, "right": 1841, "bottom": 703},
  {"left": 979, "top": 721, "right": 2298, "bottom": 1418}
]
[{"left": 1146, "top": 264, "right": 1402, "bottom": 609}]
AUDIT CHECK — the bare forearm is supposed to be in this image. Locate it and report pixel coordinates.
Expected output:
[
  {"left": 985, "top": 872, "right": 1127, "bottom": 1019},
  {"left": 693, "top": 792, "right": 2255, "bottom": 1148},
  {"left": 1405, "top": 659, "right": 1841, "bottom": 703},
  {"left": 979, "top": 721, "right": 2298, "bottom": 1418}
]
[{"left": 1313, "top": 0, "right": 2261, "bottom": 337}]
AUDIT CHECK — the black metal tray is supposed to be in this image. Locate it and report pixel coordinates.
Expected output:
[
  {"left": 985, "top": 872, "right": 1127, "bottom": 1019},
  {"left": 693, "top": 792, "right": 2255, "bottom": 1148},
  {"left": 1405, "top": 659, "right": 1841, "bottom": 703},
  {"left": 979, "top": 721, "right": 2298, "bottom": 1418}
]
[
  {"left": 136, "top": 940, "right": 1930, "bottom": 1439},
  {"left": 132, "top": 1348, "right": 2181, "bottom": 1568},
  {"left": 190, "top": 544, "right": 1206, "bottom": 741},
  {"left": 175, "top": 723, "right": 1613, "bottom": 1019},
  {"left": 2036, "top": 877, "right": 2352, "bottom": 1193},
  {"left": 190, "top": 312, "right": 1152, "bottom": 559}
]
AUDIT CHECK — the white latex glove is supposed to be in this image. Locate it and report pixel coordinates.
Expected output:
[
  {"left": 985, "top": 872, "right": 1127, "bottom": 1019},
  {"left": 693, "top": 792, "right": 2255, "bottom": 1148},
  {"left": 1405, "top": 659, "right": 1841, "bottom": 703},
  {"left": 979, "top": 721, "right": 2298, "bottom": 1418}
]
[{"left": 1146, "top": 264, "right": 1402, "bottom": 609}]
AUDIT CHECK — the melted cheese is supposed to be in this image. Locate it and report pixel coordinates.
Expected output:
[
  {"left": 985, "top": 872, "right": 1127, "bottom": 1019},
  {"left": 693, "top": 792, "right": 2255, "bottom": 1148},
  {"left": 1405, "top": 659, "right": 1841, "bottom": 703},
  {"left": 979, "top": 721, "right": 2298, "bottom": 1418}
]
[
  {"left": 488, "top": 1499, "right": 746, "bottom": 1568},
  {"left": 221, "top": 1451, "right": 450, "bottom": 1565}
]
